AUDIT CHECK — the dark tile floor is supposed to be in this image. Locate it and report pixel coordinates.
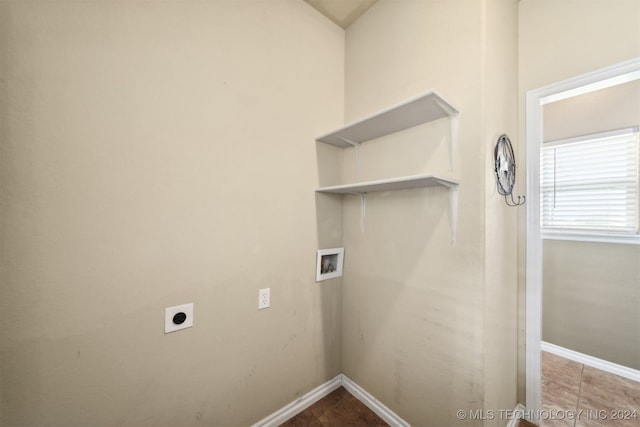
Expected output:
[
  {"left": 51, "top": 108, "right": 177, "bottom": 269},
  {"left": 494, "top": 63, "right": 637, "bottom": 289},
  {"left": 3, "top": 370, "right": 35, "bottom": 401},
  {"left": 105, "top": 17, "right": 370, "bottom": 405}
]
[
  {"left": 277, "top": 386, "right": 549, "bottom": 427},
  {"left": 279, "top": 386, "right": 389, "bottom": 427},
  {"left": 279, "top": 358, "right": 640, "bottom": 427}
]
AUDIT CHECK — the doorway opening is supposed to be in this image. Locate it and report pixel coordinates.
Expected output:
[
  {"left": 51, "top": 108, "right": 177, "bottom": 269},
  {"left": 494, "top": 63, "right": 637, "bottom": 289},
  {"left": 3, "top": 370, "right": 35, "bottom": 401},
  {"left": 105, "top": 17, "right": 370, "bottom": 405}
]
[{"left": 525, "top": 57, "right": 640, "bottom": 423}]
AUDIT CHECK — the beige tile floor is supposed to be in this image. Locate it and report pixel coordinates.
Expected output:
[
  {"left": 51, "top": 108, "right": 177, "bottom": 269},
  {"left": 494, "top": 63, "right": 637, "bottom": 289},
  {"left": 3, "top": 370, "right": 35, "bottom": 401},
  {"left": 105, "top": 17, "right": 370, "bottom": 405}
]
[{"left": 541, "top": 351, "right": 640, "bottom": 427}]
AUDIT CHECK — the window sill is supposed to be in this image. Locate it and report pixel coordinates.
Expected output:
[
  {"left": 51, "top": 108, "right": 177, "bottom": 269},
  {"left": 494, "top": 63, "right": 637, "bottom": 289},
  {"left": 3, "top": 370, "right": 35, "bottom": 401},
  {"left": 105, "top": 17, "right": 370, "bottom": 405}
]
[{"left": 542, "top": 232, "right": 640, "bottom": 245}]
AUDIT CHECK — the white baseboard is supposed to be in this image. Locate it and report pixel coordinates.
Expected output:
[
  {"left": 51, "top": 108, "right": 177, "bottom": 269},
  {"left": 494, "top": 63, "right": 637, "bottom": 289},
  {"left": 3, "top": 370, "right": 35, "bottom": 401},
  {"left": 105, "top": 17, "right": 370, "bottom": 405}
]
[
  {"left": 252, "top": 374, "right": 410, "bottom": 427},
  {"left": 341, "top": 374, "right": 410, "bottom": 427},
  {"left": 251, "top": 374, "right": 342, "bottom": 427},
  {"left": 506, "top": 403, "right": 527, "bottom": 427},
  {"left": 541, "top": 341, "right": 640, "bottom": 382}
]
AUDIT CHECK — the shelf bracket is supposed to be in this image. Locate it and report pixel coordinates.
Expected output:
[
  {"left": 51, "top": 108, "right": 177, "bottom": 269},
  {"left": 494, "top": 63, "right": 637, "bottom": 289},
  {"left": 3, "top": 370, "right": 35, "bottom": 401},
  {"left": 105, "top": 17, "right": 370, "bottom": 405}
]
[
  {"left": 432, "top": 97, "right": 459, "bottom": 172},
  {"left": 346, "top": 191, "right": 366, "bottom": 233},
  {"left": 432, "top": 179, "right": 459, "bottom": 243},
  {"left": 449, "top": 114, "right": 458, "bottom": 172},
  {"left": 360, "top": 192, "right": 367, "bottom": 233},
  {"left": 449, "top": 186, "right": 458, "bottom": 243},
  {"left": 339, "top": 137, "right": 362, "bottom": 181}
]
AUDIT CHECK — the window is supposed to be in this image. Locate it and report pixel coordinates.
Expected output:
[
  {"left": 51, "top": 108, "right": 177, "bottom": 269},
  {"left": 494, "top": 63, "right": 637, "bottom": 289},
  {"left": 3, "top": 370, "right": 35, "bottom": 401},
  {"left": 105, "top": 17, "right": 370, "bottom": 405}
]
[{"left": 540, "top": 127, "right": 640, "bottom": 242}]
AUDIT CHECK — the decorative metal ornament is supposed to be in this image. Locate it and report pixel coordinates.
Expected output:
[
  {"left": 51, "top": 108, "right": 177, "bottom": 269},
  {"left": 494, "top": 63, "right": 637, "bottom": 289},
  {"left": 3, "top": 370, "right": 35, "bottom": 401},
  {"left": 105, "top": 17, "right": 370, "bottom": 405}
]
[{"left": 494, "top": 134, "right": 525, "bottom": 206}]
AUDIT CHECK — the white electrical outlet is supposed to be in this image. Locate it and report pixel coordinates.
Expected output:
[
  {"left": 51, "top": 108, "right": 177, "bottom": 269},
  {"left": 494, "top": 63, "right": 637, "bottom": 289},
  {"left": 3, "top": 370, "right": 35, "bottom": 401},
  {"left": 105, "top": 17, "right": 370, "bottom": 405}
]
[
  {"left": 165, "top": 303, "right": 194, "bottom": 333},
  {"left": 258, "top": 288, "right": 270, "bottom": 309}
]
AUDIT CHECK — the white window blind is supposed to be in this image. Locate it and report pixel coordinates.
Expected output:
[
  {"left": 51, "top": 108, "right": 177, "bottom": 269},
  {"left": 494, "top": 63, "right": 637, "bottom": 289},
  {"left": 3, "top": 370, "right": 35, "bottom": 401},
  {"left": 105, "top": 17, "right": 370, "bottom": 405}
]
[{"left": 541, "top": 127, "right": 639, "bottom": 237}]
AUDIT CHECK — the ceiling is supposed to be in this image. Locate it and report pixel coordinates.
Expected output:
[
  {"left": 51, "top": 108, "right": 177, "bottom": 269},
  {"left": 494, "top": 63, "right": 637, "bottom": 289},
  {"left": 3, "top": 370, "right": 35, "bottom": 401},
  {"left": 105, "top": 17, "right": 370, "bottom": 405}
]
[{"left": 304, "top": 0, "right": 378, "bottom": 29}]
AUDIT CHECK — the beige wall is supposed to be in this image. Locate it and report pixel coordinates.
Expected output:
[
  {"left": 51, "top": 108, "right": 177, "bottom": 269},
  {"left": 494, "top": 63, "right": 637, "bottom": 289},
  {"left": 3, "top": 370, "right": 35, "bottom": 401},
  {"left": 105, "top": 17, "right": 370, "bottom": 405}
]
[
  {"left": 518, "top": 0, "right": 640, "bottom": 403},
  {"left": 9, "top": 0, "right": 638, "bottom": 423},
  {"left": 482, "top": 1, "right": 519, "bottom": 422},
  {"left": 543, "top": 240, "right": 640, "bottom": 369},
  {"left": 542, "top": 81, "right": 640, "bottom": 370},
  {"left": 342, "top": 1, "right": 518, "bottom": 425},
  {"left": 543, "top": 80, "right": 640, "bottom": 142},
  {"left": 0, "top": 1, "right": 344, "bottom": 426}
]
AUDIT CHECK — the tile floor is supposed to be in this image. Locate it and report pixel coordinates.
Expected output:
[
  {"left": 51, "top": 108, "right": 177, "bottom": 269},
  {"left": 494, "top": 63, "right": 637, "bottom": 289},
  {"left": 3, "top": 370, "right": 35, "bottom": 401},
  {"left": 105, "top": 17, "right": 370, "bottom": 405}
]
[
  {"left": 541, "top": 351, "right": 640, "bottom": 427},
  {"left": 280, "top": 387, "right": 533, "bottom": 427},
  {"left": 279, "top": 355, "right": 640, "bottom": 427},
  {"left": 278, "top": 386, "right": 389, "bottom": 427}
]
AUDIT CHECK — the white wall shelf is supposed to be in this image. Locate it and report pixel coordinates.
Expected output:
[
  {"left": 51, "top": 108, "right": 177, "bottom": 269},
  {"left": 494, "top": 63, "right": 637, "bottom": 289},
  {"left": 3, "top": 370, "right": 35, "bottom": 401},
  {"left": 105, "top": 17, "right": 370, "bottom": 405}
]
[
  {"left": 316, "top": 174, "right": 458, "bottom": 194},
  {"left": 315, "top": 90, "right": 460, "bottom": 241},
  {"left": 316, "top": 90, "right": 459, "bottom": 171}
]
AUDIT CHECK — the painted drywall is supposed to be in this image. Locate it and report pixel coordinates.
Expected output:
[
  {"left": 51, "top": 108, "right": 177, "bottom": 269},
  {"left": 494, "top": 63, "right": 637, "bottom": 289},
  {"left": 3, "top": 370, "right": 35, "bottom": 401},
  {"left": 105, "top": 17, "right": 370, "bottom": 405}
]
[
  {"left": 541, "top": 81, "right": 640, "bottom": 370},
  {"left": 543, "top": 79, "right": 640, "bottom": 142},
  {"left": 0, "top": 1, "right": 344, "bottom": 426},
  {"left": 518, "top": 0, "right": 640, "bottom": 403},
  {"left": 481, "top": 2, "right": 520, "bottom": 424},
  {"left": 543, "top": 241, "right": 640, "bottom": 369},
  {"left": 341, "top": 0, "right": 518, "bottom": 425}
]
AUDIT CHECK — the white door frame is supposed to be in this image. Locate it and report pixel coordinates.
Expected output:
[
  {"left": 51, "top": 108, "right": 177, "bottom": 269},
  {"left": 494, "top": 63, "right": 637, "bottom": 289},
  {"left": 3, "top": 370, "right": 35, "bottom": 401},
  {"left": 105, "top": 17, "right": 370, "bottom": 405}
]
[{"left": 525, "top": 57, "right": 640, "bottom": 422}]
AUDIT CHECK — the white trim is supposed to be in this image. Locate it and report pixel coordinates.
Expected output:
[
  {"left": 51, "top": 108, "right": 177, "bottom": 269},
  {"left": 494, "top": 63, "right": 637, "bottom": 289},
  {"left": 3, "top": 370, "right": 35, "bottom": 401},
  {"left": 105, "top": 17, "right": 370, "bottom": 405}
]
[
  {"left": 538, "top": 58, "right": 640, "bottom": 106},
  {"left": 251, "top": 374, "right": 410, "bottom": 427},
  {"left": 542, "top": 232, "right": 640, "bottom": 245},
  {"left": 341, "top": 374, "right": 411, "bottom": 427},
  {"left": 251, "top": 375, "right": 342, "bottom": 427},
  {"left": 526, "top": 82, "right": 544, "bottom": 420},
  {"left": 541, "top": 342, "right": 640, "bottom": 382},
  {"left": 507, "top": 404, "right": 528, "bottom": 427},
  {"left": 525, "top": 56, "right": 640, "bottom": 421},
  {"left": 541, "top": 68, "right": 640, "bottom": 105}
]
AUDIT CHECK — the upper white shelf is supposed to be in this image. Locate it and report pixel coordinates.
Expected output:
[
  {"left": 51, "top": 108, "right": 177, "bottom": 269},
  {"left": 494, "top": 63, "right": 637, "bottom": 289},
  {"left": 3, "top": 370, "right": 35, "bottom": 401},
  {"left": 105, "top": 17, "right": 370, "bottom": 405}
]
[
  {"left": 316, "top": 91, "right": 459, "bottom": 147},
  {"left": 316, "top": 174, "right": 459, "bottom": 195}
]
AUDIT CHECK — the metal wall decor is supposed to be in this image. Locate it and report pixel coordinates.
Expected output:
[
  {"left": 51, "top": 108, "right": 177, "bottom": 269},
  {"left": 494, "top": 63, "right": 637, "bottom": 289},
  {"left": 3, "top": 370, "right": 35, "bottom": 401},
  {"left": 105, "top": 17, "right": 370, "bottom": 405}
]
[{"left": 494, "top": 134, "right": 525, "bottom": 206}]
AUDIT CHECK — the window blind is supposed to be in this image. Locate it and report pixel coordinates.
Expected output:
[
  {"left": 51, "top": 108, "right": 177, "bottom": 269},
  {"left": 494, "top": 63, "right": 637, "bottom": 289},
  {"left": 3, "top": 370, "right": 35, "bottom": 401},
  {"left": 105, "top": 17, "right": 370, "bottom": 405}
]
[{"left": 541, "top": 127, "right": 639, "bottom": 236}]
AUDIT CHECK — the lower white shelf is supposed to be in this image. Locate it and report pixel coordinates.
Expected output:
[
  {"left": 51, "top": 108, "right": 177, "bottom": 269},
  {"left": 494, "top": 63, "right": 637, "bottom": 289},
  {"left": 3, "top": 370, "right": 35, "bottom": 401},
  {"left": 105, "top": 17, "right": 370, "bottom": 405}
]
[
  {"left": 315, "top": 174, "right": 458, "bottom": 194},
  {"left": 316, "top": 174, "right": 459, "bottom": 242}
]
